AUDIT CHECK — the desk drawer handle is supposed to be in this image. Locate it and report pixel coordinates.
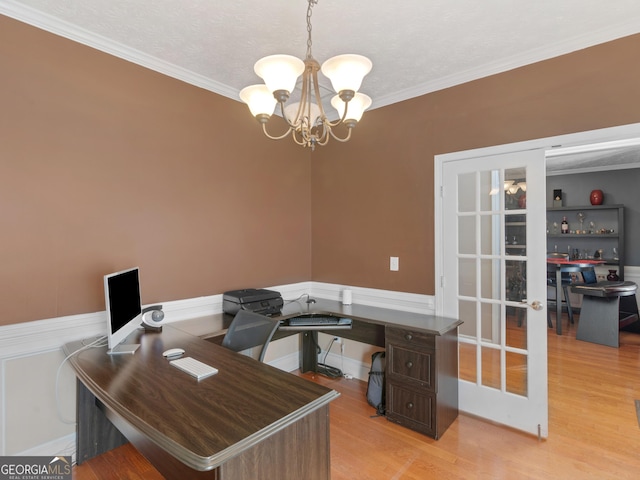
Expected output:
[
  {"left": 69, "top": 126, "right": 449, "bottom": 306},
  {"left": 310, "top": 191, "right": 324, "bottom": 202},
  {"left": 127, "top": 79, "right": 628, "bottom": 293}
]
[
  {"left": 406, "top": 361, "right": 413, "bottom": 369},
  {"left": 404, "top": 333, "right": 413, "bottom": 341},
  {"left": 406, "top": 402, "right": 414, "bottom": 410}
]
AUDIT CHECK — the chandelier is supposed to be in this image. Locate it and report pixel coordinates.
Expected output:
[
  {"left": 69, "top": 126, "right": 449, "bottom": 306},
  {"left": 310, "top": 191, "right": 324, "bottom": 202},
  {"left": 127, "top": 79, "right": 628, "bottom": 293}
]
[{"left": 239, "top": 0, "right": 372, "bottom": 149}]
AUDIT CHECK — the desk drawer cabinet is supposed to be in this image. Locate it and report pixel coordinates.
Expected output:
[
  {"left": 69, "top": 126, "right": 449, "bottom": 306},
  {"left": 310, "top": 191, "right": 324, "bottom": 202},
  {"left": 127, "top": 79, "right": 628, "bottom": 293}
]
[
  {"left": 385, "top": 326, "right": 459, "bottom": 439},
  {"left": 387, "top": 383, "right": 435, "bottom": 434}
]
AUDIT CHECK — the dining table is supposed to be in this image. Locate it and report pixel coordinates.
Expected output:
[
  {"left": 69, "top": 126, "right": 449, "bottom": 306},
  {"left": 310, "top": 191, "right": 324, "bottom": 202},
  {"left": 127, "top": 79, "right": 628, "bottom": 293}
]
[{"left": 546, "top": 258, "right": 605, "bottom": 335}]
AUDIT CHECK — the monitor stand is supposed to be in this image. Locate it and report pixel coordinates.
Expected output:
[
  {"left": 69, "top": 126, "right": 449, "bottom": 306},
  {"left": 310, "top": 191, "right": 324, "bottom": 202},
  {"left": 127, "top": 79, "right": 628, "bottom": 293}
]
[{"left": 107, "top": 343, "right": 140, "bottom": 355}]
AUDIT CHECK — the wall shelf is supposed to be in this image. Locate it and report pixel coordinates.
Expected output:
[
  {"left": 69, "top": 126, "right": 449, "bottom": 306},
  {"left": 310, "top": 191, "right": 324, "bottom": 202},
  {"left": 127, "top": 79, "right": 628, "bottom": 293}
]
[
  {"left": 547, "top": 234, "right": 619, "bottom": 238},
  {"left": 547, "top": 204, "right": 625, "bottom": 280}
]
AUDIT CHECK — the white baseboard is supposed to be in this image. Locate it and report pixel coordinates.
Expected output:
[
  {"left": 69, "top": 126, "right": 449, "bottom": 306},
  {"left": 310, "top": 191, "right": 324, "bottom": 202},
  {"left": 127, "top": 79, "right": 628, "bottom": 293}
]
[
  {"left": 267, "top": 352, "right": 300, "bottom": 373},
  {"left": 268, "top": 348, "right": 374, "bottom": 383},
  {"left": 15, "top": 433, "right": 76, "bottom": 461}
]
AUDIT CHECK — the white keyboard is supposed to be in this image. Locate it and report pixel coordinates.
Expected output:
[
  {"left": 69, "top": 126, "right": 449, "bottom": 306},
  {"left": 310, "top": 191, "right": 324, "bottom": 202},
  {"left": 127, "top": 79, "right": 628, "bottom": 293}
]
[{"left": 170, "top": 357, "right": 218, "bottom": 380}]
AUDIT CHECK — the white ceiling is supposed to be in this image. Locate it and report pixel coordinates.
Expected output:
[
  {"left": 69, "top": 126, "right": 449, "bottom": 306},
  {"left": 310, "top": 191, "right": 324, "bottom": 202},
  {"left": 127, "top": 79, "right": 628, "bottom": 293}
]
[
  {"left": 3, "top": 0, "right": 640, "bottom": 172},
  {"left": 3, "top": 0, "right": 640, "bottom": 110},
  {"left": 547, "top": 145, "right": 640, "bottom": 176}
]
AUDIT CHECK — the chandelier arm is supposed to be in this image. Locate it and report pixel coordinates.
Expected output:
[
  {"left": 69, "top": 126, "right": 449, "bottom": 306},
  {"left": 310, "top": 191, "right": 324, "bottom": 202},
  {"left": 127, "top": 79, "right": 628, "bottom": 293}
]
[
  {"left": 310, "top": 68, "right": 328, "bottom": 120},
  {"left": 291, "top": 128, "right": 309, "bottom": 147},
  {"left": 299, "top": 64, "right": 315, "bottom": 146},
  {"left": 300, "top": 65, "right": 312, "bottom": 120},
  {"left": 315, "top": 130, "right": 331, "bottom": 147},
  {"left": 261, "top": 122, "right": 294, "bottom": 141},
  {"left": 327, "top": 126, "right": 353, "bottom": 143},
  {"left": 310, "top": 72, "right": 351, "bottom": 128},
  {"left": 323, "top": 105, "right": 351, "bottom": 128},
  {"left": 279, "top": 98, "right": 302, "bottom": 131}
]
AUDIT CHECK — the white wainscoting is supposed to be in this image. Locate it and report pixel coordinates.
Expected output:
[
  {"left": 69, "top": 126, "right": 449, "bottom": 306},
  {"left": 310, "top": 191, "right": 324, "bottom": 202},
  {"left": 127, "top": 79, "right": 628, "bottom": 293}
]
[
  {"left": 0, "top": 282, "right": 434, "bottom": 458},
  {"left": 625, "top": 266, "right": 640, "bottom": 289},
  {"left": 4, "top": 271, "right": 639, "bottom": 458}
]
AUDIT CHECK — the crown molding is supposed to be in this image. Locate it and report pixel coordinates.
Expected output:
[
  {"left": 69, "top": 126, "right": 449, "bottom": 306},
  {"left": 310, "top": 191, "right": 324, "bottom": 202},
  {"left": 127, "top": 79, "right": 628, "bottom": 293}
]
[
  {"left": 4, "top": 0, "right": 640, "bottom": 110},
  {"left": 0, "top": 0, "right": 239, "bottom": 101},
  {"left": 371, "top": 20, "right": 640, "bottom": 110}
]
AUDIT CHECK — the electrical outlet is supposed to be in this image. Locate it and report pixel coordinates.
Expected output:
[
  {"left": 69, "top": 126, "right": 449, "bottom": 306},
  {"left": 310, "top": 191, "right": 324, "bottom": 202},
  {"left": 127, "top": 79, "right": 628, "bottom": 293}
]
[{"left": 333, "top": 336, "right": 342, "bottom": 344}]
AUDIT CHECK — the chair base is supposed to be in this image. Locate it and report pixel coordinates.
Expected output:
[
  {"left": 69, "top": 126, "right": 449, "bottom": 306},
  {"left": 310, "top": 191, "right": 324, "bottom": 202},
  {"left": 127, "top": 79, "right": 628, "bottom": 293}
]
[
  {"left": 576, "top": 296, "right": 624, "bottom": 348},
  {"left": 571, "top": 282, "right": 639, "bottom": 348}
]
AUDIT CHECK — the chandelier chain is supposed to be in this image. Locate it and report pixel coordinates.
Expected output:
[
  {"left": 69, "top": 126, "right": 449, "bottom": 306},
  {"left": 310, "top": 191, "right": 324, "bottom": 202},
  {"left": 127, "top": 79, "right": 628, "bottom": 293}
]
[{"left": 306, "top": 0, "right": 318, "bottom": 59}]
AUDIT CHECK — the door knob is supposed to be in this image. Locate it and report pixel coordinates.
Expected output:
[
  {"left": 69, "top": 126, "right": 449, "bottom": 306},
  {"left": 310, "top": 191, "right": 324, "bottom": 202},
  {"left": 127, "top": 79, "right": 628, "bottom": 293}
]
[{"left": 521, "top": 300, "right": 544, "bottom": 311}]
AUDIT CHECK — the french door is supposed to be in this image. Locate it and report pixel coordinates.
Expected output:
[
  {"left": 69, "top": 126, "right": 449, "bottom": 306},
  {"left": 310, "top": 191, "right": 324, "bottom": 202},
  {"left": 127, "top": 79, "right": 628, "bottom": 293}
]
[{"left": 437, "top": 148, "right": 548, "bottom": 437}]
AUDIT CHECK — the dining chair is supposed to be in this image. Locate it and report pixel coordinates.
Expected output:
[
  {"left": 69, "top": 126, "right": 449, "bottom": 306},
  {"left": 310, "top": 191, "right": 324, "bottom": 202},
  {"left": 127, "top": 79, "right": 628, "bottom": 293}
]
[
  {"left": 547, "top": 253, "right": 574, "bottom": 326},
  {"left": 222, "top": 309, "right": 280, "bottom": 362}
]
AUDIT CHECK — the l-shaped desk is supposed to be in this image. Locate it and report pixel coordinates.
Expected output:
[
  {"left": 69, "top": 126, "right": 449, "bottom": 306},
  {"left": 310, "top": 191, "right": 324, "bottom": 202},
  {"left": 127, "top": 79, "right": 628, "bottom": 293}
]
[
  {"left": 64, "top": 325, "right": 337, "bottom": 479},
  {"left": 64, "top": 299, "right": 461, "bottom": 478}
]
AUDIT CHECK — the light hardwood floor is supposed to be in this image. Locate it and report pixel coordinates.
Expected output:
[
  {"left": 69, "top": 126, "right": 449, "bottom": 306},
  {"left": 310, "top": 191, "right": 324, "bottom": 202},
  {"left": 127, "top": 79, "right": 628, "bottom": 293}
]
[{"left": 73, "top": 315, "right": 640, "bottom": 479}]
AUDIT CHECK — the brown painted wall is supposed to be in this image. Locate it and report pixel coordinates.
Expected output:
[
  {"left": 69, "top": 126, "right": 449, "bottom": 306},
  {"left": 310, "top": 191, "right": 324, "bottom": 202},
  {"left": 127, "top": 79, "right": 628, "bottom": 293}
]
[
  {"left": 3, "top": 14, "right": 640, "bottom": 326},
  {"left": 311, "top": 34, "right": 640, "bottom": 295},
  {"left": 0, "top": 16, "right": 311, "bottom": 326}
]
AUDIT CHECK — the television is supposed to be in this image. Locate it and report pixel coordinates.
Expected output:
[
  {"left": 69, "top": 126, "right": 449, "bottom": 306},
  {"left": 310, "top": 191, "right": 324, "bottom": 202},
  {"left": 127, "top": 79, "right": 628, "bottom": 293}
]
[{"left": 104, "top": 267, "right": 143, "bottom": 355}]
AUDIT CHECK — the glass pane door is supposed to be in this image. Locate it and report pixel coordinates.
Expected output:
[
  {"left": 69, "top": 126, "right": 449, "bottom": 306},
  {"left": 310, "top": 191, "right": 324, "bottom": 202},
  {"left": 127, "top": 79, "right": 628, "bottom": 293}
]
[{"left": 440, "top": 149, "right": 547, "bottom": 437}]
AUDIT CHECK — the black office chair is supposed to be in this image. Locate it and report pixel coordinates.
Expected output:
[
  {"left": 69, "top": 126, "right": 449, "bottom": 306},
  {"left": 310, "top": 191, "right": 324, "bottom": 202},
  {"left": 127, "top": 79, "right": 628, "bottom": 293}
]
[
  {"left": 222, "top": 310, "right": 280, "bottom": 362},
  {"left": 547, "top": 253, "right": 574, "bottom": 326}
]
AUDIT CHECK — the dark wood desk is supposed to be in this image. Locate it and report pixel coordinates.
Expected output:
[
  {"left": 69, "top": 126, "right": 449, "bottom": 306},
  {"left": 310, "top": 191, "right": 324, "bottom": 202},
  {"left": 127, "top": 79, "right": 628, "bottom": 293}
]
[
  {"left": 278, "top": 299, "right": 462, "bottom": 439},
  {"left": 64, "top": 325, "right": 338, "bottom": 479},
  {"left": 547, "top": 259, "right": 604, "bottom": 335},
  {"left": 175, "top": 299, "right": 462, "bottom": 439}
]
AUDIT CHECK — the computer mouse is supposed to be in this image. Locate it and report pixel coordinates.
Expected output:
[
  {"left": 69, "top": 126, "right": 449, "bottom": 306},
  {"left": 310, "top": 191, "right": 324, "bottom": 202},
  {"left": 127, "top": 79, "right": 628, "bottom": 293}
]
[{"left": 162, "top": 348, "right": 185, "bottom": 358}]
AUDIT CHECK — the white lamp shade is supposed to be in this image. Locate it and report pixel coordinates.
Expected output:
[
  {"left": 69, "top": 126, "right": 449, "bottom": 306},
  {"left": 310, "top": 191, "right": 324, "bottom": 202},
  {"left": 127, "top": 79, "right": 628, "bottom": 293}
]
[
  {"left": 239, "top": 84, "right": 277, "bottom": 117},
  {"left": 331, "top": 93, "right": 372, "bottom": 122},
  {"left": 284, "top": 102, "right": 322, "bottom": 127},
  {"left": 321, "top": 54, "right": 372, "bottom": 94},
  {"left": 254, "top": 55, "right": 305, "bottom": 95}
]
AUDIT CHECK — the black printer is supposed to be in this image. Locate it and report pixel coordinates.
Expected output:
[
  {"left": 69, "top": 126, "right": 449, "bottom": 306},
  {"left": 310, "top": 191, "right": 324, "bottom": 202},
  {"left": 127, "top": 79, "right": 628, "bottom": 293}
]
[{"left": 222, "top": 288, "right": 283, "bottom": 316}]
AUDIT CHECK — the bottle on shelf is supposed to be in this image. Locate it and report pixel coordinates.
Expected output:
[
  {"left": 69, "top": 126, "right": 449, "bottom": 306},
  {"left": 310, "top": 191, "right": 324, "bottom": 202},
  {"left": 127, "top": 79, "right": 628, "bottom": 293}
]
[{"left": 561, "top": 216, "right": 569, "bottom": 234}]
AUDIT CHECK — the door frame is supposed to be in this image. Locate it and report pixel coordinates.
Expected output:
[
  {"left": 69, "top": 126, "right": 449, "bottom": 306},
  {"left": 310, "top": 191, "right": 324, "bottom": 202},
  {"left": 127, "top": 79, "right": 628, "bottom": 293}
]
[
  {"left": 435, "top": 121, "right": 640, "bottom": 313},
  {"left": 434, "top": 121, "right": 640, "bottom": 434}
]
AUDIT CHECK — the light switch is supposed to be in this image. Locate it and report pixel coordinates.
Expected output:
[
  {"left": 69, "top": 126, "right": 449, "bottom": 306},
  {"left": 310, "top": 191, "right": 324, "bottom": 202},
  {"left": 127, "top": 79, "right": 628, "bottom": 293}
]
[{"left": 390, "top": 256, "right": 399, "bottom": 271}]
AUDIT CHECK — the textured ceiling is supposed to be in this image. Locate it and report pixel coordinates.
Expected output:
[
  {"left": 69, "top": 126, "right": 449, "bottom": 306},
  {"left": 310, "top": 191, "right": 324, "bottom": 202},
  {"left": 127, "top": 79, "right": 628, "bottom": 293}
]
[
  {"left": 3, "top": 0, "right": 640, "bottom": 171},
  {"left": 3, "top": 0, "right": 640, "bottom": 110}
]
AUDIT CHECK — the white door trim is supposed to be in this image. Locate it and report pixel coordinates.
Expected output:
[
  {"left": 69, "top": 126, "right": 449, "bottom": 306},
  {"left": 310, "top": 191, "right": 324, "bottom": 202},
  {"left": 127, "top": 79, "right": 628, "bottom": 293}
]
[{"left": 435, "top": 121, "right": 640, "bottom": 315}]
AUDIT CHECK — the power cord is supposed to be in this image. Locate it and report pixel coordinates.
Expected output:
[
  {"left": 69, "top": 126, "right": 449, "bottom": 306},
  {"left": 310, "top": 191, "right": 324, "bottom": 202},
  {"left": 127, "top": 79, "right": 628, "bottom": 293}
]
[
  {"left": 55, "top": 335, "right": 107, "bottom": 424},
  {"left": 317, "top": 337, "right": 343, "bottom": 378},
  {"left": 283, "top": 293, "right": 316, "bottom": 306}
]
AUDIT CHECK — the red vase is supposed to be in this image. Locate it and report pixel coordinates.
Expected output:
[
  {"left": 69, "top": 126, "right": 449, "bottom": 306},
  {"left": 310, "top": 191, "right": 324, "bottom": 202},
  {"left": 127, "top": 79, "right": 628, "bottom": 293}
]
[
  {"left": 518, "top": 193, "right": 526, "bottom": 208},
  {"left": 590, "top": 189, "right": 604, "bottom": 205}
]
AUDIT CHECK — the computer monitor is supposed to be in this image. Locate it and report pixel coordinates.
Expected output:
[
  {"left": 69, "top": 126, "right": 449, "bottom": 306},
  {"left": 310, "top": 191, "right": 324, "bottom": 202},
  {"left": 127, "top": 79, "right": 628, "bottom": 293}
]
[{"left": 104, "top": 267, "right": 142, "bottom": 355}]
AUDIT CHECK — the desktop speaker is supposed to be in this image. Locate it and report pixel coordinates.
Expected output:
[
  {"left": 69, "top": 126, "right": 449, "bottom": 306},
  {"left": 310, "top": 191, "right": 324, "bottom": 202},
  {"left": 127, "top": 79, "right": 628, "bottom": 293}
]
[{"left": 141, "top": 305, "right": 165, "bottom": 331}]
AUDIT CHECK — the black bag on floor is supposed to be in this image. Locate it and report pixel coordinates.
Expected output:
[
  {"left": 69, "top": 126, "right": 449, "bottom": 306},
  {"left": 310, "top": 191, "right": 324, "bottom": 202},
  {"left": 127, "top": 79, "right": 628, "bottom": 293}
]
[{"left": 366, "top": 351, "right": 386, "bottom": 416}]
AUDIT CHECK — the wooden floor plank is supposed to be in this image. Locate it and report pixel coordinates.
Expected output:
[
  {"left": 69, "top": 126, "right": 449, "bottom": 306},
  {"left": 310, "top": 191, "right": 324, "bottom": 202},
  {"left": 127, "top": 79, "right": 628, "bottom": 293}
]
[{"left": 73, "top": 315, "right": 640, "bottom": 479}]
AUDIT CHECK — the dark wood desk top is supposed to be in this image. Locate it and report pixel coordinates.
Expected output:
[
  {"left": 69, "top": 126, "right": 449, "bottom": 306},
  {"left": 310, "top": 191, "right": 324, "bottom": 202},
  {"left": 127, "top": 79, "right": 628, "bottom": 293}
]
[
  {"left": 172, "top": 299, "right": 462, "bottom": 343},
  {"left": 278, "top": 298, "right": 462, "bottom": 335},
  {"left": 63, "top": 325, "right": 338, "bottom": 471}
]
